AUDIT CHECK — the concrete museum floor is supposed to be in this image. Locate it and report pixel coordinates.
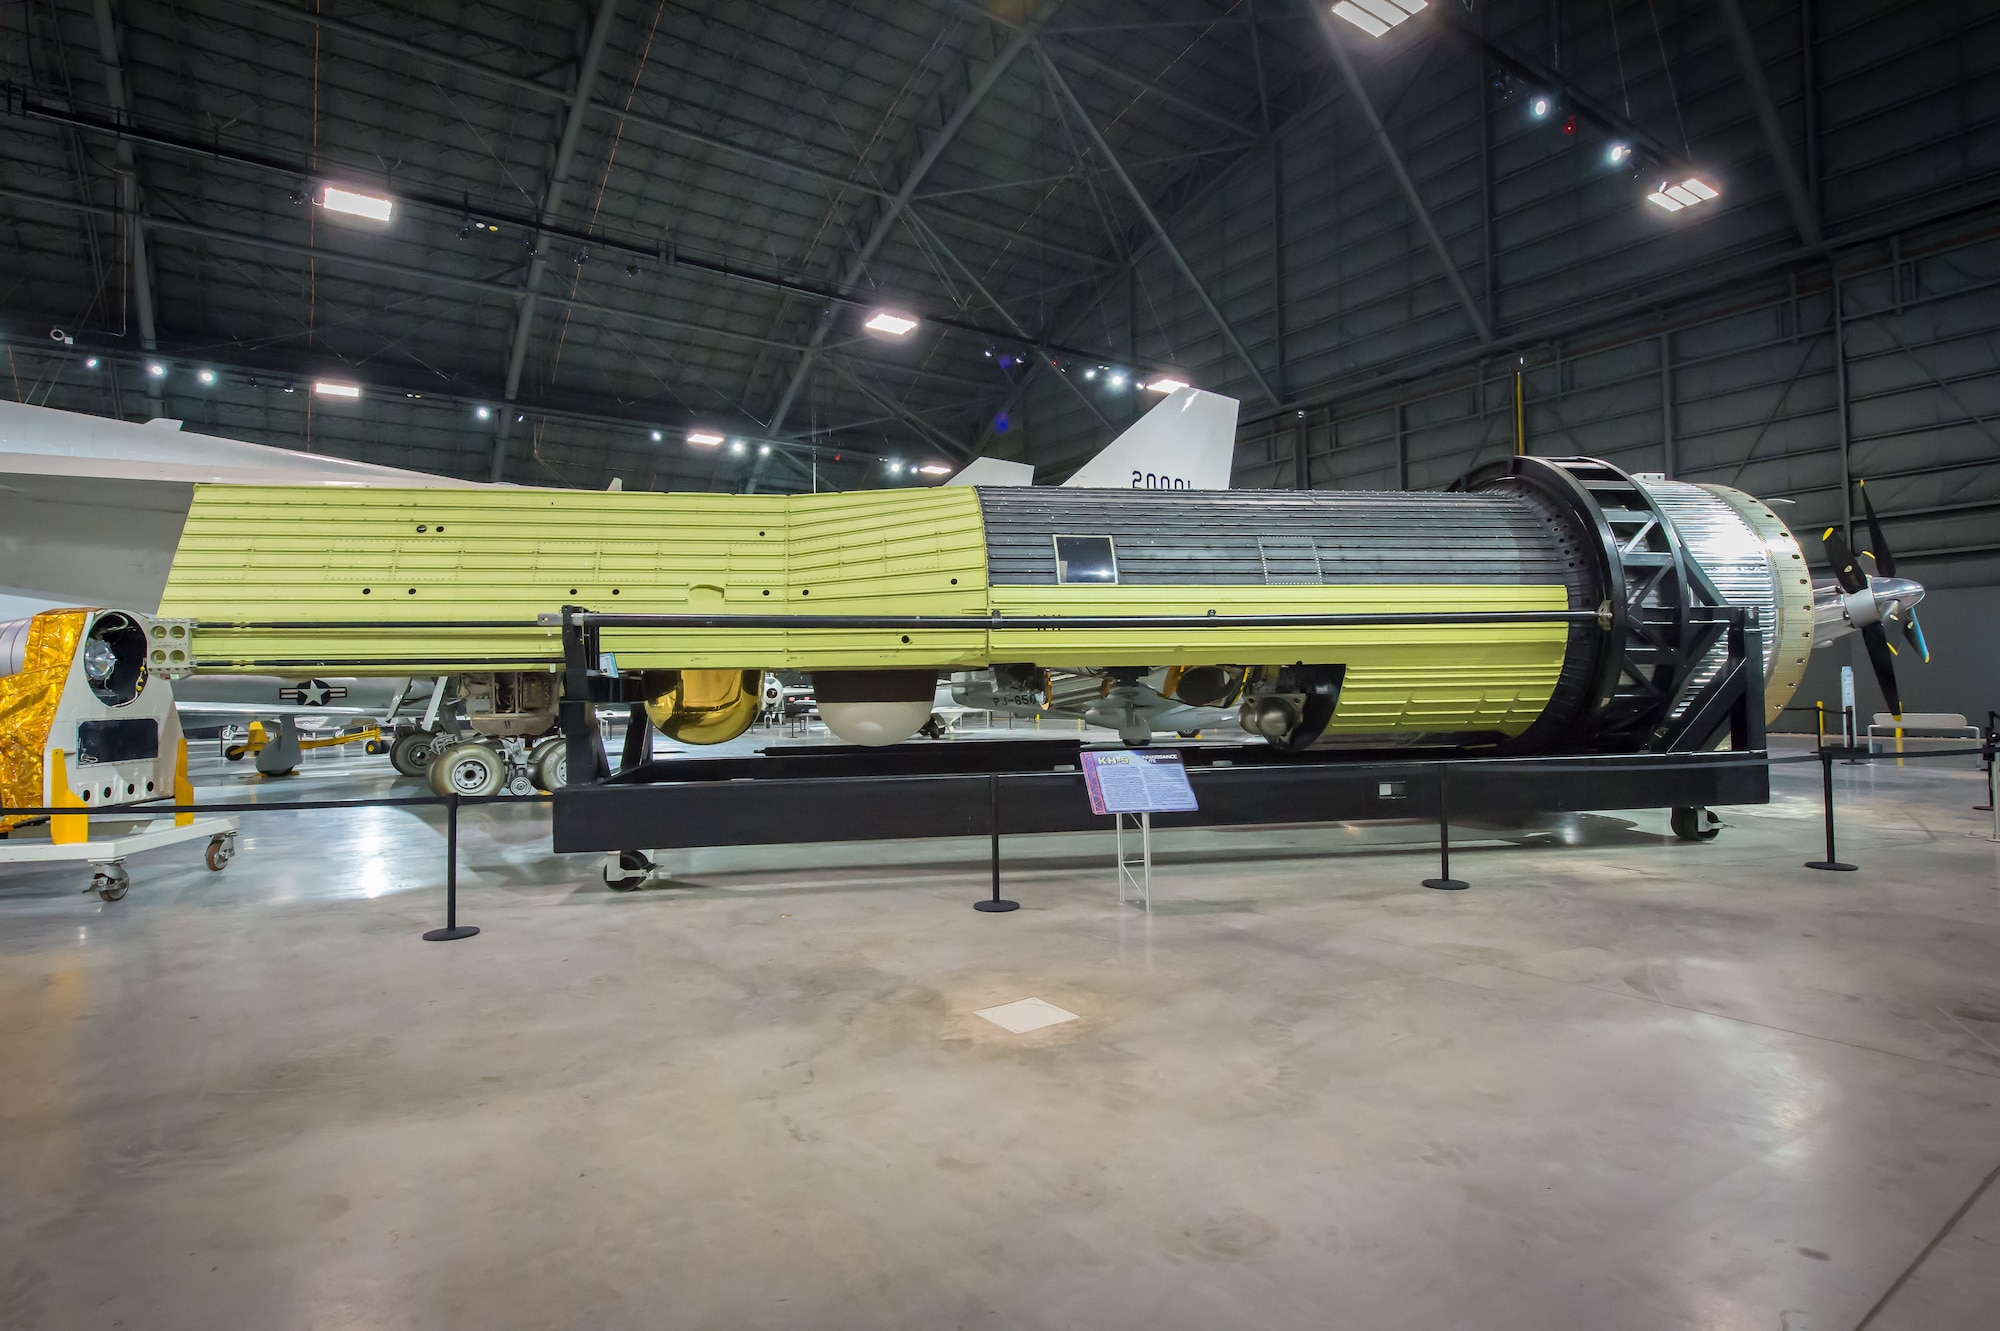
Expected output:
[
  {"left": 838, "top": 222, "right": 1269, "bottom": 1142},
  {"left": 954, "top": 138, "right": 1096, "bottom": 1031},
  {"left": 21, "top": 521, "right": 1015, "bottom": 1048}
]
[{"left": 2, "top": 738, "right": 1997, "bottom": 1331}]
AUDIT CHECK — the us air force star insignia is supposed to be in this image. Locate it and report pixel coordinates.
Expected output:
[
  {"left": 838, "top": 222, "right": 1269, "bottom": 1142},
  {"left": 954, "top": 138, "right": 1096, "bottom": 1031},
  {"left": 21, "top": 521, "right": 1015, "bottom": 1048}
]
[{"left": 279, "top": 679, "right": 346, "bottom": 706}]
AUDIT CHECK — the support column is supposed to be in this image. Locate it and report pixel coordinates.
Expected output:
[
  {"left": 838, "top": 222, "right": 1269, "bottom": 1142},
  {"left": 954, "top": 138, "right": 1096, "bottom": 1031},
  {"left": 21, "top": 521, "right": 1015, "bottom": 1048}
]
[
  {"left": 1832, "top": 265, "right": 1852, "bottom": 540},
  {"left": 90, "top": 0, "right": 161, "bottom": 417},
  {"left": 1660, "top": 332, "right": 1675, "bottom": 479}
]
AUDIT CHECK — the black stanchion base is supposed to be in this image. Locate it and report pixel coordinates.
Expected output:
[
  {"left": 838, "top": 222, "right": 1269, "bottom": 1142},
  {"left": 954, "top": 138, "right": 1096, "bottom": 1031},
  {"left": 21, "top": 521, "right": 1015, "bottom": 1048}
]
[
  {"left": 973, "top": 898, "right": 1020, "bottom": 913},
  {"left": 1422, "top": 878, "right": 1470, "bottom": 891},
  {"left": 422, "top": 925, "right": 481, "bottom": 941},
  {"left": 1804, "top": 861, "right": 1858, "bottom": 873}
]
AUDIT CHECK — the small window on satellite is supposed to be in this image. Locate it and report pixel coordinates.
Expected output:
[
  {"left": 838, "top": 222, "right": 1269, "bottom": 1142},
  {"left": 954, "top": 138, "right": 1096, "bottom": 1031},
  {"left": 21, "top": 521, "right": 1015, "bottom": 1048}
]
[{"left": 1053, "top": 535, "right": 1117, "bottom": 584}]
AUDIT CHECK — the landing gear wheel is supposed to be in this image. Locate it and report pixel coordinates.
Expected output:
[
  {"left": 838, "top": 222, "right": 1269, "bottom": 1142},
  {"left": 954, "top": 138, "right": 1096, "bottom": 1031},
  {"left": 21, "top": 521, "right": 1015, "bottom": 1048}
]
[
  {"left": 602, "top": 850, "right": 654, "bottom": 892},
  {"left": 91, "top": 863, "right": 131, "bottom": 902},
  {"left": 429, "top": 742, "right": 505, "bottom": 798},
  {"left": 389, "top": 729, "right": 443, "bottom": 778},
  {"left": 1670, "top": 806, "right": 1721, "bottom": 842},
  {"left": 505, "top": 772, "right": 537, "bottom": 798},
  {"left": 530, "top": 738, "right": 567, "bottom": 793},
  {"left": 205, "top": 833, "right": 237, "bottom": 872}
]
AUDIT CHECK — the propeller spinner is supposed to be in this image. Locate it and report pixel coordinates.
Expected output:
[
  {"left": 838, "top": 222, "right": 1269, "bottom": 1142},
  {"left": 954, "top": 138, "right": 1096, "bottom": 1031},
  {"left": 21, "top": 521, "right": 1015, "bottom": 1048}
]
[{"left": 1819, "top": 482, "right": 1930, "bottom": 719}]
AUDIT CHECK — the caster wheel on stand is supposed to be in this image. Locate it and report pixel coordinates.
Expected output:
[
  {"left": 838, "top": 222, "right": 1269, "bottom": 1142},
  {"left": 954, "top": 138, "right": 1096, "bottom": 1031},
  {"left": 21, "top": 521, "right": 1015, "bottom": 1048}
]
[
  {"left": 602, "top": 850, "right": 655, "bottom": 892},
  {"left": 1670, "top": 806, "right": 1721, "bottom": 842},
  {"left": 91, "top": 863, "right": 131, "bottom": 902},
  {"left": 205, "top": 833, "right": 238, "bottom": 872}
]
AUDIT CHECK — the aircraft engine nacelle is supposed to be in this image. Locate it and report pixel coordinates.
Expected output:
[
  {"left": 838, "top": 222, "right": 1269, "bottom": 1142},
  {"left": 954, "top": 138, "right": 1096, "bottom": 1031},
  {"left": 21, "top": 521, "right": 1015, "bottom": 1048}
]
[
  {"left": 812, "top": 670, "right": 939, "bottom": 747},
  {"left": 643, "top": 669, "right": 763, "bottom": 744}
]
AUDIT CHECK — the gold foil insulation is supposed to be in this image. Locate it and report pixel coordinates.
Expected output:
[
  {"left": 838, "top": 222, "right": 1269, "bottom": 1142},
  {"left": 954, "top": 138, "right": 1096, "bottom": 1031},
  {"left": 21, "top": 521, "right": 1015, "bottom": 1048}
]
[{"left": 1, "top": 610, "right": 86, "bottom": 831}]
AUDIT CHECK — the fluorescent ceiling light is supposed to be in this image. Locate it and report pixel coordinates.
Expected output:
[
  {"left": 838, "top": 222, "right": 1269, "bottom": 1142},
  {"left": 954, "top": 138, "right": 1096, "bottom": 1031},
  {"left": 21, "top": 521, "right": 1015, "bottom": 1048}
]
[
  {"left": 1332, "top": 0, "right": 1425, "bottom": 37},
  {"left": 686, "top": 430, "right": 724, "bottom": 446},
  {"left": 314, "top": 381, "right": 361, "bottom": 398},
  {"left": 1144, "top": 377, "right": 1190, "bottom": 394},
  {"left": 1648, "top": 177, "right": 1719, "bottom": 212},
  {"left": 918, "top": 464, "right": 952, "bottom": 476},
  {"left": 864, "top": 311, "right": 919, "bottom": 336},
  {"left": 319, "top": 186, "right": 393, "bottom": 222}
]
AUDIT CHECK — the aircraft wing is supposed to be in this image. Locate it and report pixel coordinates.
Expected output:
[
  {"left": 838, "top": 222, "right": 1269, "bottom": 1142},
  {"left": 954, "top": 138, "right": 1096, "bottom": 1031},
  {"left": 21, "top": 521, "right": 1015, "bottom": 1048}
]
[
  {"left": 943, "top": 457, "right": 1035, "bottom": 487},
  {"left": 0, "top": 399, "right": 480, "bottom": 615}
]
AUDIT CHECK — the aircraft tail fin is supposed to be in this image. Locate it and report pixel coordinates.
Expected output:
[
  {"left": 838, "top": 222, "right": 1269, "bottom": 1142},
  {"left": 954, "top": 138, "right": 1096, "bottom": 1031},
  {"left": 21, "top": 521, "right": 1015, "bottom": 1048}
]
[{"left": 1061, "top": 387, "right": 1237, "bottom": 490}]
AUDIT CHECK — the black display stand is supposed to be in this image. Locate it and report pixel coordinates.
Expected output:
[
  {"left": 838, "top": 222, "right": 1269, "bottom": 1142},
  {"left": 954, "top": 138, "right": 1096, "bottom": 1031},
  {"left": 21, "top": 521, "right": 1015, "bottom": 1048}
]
[
  {"left": 1421, "top": 762, "right": 1470, "bottom": 891},
  {"left": 1804, "top": 745, "right": 1859, "bottom": 872},
  {"left": 424, "top": 793, "right": 481, "bottom": 939},
  {"left": 974, "top": 774, "right": 1019, "bottom": 912}
]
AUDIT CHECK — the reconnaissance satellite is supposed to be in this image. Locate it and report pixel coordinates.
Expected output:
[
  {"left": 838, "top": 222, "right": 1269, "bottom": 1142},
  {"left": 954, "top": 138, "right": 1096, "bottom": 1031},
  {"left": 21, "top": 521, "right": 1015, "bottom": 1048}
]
[{"left": 1, "top": 388, "right": 1929, "bottom": 827}]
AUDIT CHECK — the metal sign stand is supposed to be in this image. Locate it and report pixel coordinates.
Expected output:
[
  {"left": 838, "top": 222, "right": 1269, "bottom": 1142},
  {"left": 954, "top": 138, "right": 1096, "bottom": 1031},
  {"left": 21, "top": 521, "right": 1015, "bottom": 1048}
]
[{"left": 1115, "top": 811, "right": 1153, "bottom": 912}]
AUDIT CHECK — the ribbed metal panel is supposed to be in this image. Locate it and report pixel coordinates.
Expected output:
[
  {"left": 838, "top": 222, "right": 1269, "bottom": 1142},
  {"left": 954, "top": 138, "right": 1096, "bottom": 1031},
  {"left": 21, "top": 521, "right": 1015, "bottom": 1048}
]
[
  {"left": 1638, "top": 479, "right": 1781, "bottom": 677},
  {"left": 975, "top": 488, "right": 1576, "bottom": 587}
]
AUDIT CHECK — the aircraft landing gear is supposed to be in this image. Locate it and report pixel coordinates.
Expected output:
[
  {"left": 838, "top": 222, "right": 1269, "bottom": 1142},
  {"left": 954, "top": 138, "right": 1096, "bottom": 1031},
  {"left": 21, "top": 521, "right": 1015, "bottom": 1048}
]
[
  {"left": 429, "top": 742, "right": 507, "bottom": 798},
  {"left": 529, "top": 736, "right": 567, "bottom": 792},
  {"left": 389, "top": 727, "right": 449, "bottom": 778},
  {"left": 1670, "top": 806, "right": 1721, "bottom": 842}
]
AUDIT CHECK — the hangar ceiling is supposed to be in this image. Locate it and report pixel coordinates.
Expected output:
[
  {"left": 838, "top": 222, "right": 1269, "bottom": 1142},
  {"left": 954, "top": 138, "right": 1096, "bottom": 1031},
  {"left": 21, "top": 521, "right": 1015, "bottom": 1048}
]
[{"left": 2, "top": 0, "right": 1996, "bottom": 568}]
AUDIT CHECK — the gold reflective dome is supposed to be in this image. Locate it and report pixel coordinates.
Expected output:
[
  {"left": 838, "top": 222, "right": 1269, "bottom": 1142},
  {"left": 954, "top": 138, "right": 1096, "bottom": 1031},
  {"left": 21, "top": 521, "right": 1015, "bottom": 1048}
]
[{"left": 644, "top": 669, "right": 761, "bottom": 744}]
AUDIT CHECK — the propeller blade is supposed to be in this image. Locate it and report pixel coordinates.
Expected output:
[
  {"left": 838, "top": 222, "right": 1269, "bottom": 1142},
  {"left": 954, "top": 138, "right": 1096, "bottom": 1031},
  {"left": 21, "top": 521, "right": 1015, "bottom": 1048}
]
[
  {"left": 1861, "top": 623, "right": 1902, "bottom": 719},
  {"left": 1858, "top": 480, "right": 1896, "bottom": 577},
  {"left": 1821, "top": 526, "right": 1869, "bottom": 594},
  {"left": 1904, "top": 611, "right": 1930, "bottom": 663}
]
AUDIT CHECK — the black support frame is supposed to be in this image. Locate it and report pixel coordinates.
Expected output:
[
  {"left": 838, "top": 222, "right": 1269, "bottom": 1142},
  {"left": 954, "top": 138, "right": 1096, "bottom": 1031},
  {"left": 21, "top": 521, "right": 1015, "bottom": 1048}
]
[{"left": 549, "top": 604, "right": 1767, "bottom": 856}]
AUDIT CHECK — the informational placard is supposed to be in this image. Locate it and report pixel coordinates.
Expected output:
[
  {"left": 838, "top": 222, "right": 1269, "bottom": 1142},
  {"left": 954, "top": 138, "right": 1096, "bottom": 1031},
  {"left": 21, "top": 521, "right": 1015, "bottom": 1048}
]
[{"left": 1081, "top": 749, "right": 1199, "bottom": 815}]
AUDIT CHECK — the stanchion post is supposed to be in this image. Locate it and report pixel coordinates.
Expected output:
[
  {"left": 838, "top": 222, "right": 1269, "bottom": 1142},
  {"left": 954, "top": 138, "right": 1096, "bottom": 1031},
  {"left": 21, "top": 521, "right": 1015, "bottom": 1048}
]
[
  {"left": 975, "top": 773, "right": 1019, "bottom": 913},
  {"left": 1805, "top": 744, "right": 1858, "bottom": 872},
  {"left": 1985, "top": 733, "right": 2000, "bottom": 843},
  {"left": 424, "top": 792, "right": 481, "bottom": 940},
  {"left": 1978, "top": 720, "right": 1996, "bottom": 815},
  {"left": 1423, "top": 762, "right": 1469, "bottom": 891}
]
